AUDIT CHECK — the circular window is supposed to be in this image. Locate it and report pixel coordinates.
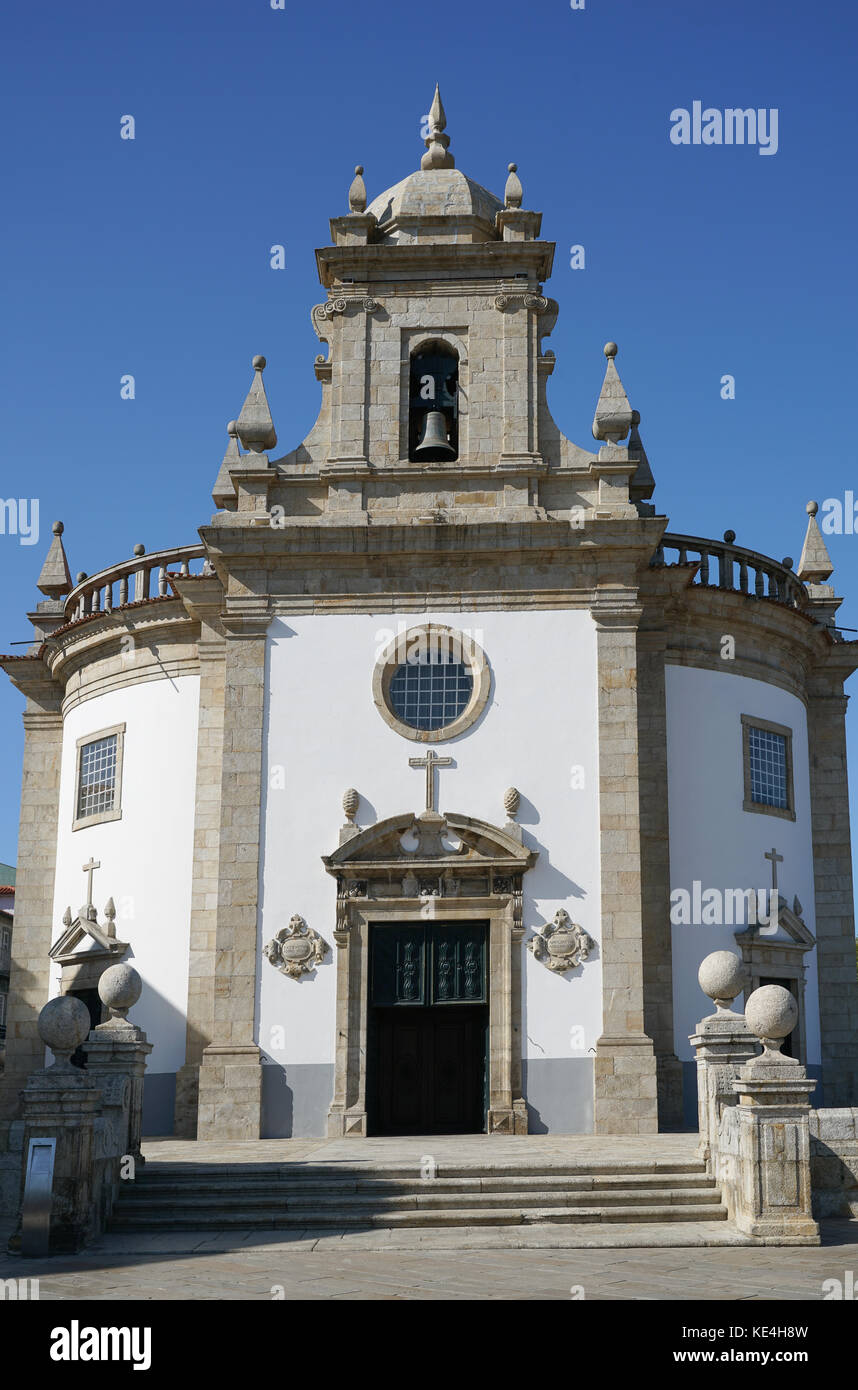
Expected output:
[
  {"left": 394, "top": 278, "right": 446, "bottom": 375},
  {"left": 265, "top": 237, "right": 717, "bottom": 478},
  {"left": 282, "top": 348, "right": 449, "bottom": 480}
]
[{"left": 373, "top": 625, "right": 492, "bottom": 743}]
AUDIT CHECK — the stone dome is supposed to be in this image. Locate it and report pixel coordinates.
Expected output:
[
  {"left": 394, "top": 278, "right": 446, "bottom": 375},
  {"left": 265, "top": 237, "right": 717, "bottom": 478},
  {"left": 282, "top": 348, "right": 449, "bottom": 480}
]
[{"left": 367, "top": 168, "right": 503, "bottom": 242}]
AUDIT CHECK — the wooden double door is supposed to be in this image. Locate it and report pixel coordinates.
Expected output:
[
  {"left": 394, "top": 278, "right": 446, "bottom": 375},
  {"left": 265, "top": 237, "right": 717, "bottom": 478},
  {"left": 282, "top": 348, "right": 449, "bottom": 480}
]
[{"left": 367, "top": 922, "right": 489, "bottom": 1136}]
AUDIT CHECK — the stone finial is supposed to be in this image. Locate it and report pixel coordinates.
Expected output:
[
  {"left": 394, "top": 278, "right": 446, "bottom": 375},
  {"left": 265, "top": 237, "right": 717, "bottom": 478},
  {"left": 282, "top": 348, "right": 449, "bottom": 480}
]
[
  {"left": 37, "top": 521, "right": 73, "bottom": 598},
  {"left": 592, "top": 342, "right": 633, "bottom": 443},
  {"left": 235, "top": 355, "right": 277, "bottom": 454},
  {"left": 132, "top": 543, "right": 145, "bottom": 558},
  {"left": 62, "top": 906, "right": 72, "bottom": 929},
  {"left": 98, "top": 962, "right": 142, "bottom": 1025},
  {"left": 348, "top": 165, "right": 367, "bottom": 213},
  {"left": 420, "top": 83, "right": 455, "bottom": 171},
  {"left": 504, "top": 163, "right": 523, "bottom": 209},
  {"left": 212, "top": 420, "right": 241, "bottom": 507},
  {"left": 744, "top": 984, "right": 799, "bottom": 1064},
  {"left": 38, "top": 995, "right": 91, "bottom": 1070},
  {"left": 342, "top": 788, "right": 359, "bottom": 822},
  {"left": 104, "top": 897, "right": 116, "bottom": 937},
  {"left": 628, "top": 410, "right": 655, "bottom": 500},
  {"left": 503, "top": 786, "right": 520, "bottom": 819},
  {"left": 698, "top": 950, "right": 747, "bottom": 1013},
  {"left": 797, "top": 500, "right": 833, "bottom": 583}
]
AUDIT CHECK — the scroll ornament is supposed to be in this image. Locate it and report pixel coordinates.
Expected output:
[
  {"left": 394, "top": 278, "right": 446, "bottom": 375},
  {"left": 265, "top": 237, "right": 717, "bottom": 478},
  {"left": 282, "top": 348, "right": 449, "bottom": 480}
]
[
  {"left": 528, "top": 909, "right": 593, "bottom": 973},
  {"left": 263, "top": 915, "right": 329, "bottom": 980}
]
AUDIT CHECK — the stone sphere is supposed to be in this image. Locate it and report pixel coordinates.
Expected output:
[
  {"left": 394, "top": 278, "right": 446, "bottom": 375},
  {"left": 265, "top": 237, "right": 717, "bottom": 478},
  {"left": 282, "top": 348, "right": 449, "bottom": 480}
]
[
  {"left": 38, "top": 995, "right": 91, "bottom": 1054},
  {"left": 807, "top": 500, "right": 818, "bottom": 516},
  {"left": 604, "top": 341, "right": 618, "bottom": 358},
  {"left": 745, "top": 984, "right": 798, "bottom": 1041},
  {"left": 98, "top": 963, "right": 142, "bottom": 1014},
  {"left": 698, "top": 950, "right": 746, "bottom": 1004},
  {"left": 252, "top": 354, "right": 266, "bottom": 371}
]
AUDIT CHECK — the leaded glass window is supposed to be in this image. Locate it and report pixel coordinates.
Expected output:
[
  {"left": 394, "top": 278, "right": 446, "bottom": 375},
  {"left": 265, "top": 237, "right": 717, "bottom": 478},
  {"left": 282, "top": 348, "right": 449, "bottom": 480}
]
[
  {"left": 388, "top": 659, "right": 473, "bottom": 732},
  {"left": 747, "top": 725, "right": 788, "bottom": 809},
  {"left": 77, "top": 734, "right": 118, "bottom": 820}
]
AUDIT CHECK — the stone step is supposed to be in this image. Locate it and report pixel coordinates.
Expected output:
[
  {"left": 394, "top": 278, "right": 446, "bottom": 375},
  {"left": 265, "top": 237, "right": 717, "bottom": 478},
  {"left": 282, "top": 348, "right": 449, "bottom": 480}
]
[
  {"left": 121, "top": 1170, "right": 717, "bottom": 1198},
  {"left": 127, "top": 1158, "right": 708, "bottom": 1182},
  {"left": 114, "top": 1184, "right": 722, "bottom": 1215},
  {"left": 110, "top": 1201, "right": 729, "bottom": 1232}
]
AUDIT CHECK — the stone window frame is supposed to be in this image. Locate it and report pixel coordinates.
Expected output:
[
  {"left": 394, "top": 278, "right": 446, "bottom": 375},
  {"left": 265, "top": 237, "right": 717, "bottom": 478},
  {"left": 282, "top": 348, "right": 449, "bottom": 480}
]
[
  {"left": 372, "top": 624, "right": 492, "bottom": 743},
  {"left": 72, "top": 722, "right": 126, "bottom": 831},
  {"left": 741, "top": 714, "right": 796, "bottom": 822},
  {"left": 398, "top": 329, "right": 469, "bottom": 465}
]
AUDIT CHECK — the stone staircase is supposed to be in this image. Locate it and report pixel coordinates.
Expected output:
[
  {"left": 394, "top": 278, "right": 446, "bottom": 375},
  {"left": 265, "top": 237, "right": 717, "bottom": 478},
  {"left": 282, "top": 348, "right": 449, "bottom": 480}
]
[{"left": 110, "top": 1155, "right": 726, "bottom": 1232}]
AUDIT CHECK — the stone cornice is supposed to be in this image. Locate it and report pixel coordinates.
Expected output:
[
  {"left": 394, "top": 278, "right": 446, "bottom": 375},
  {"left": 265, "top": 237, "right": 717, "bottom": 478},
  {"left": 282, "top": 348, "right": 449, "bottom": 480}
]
[{"left": 315, "top": 240, "right": 555, "bottom": 288}]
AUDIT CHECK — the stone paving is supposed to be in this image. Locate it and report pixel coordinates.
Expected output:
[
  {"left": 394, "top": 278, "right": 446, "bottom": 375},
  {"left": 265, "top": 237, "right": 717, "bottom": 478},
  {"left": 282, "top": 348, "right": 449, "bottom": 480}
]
[
  {"left": 1, "top": 1224, "right": 857, "bottom": 1300},
  {"left": 2, "top": 1135, "right": 856, "bottom": 1299}
]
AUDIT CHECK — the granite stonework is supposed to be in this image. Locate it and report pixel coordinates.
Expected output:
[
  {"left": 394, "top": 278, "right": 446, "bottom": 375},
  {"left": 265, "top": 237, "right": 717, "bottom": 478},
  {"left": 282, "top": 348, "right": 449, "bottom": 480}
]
[
  {"left": 808, "top": 1107, "right": 858, "bottom": 1218},
  {"left": 0, "top": 87, "right": 857, "bottom": 1190}
]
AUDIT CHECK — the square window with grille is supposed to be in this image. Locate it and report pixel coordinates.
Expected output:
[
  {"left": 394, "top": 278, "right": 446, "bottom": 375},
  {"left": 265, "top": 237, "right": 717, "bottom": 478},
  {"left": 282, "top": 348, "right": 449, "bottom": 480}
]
[
  {"left": 742, "top": 717, "right": 795, "bottom": 818},
  {"left": 77, "top": 734, "right": 118, "bottom": 820}
]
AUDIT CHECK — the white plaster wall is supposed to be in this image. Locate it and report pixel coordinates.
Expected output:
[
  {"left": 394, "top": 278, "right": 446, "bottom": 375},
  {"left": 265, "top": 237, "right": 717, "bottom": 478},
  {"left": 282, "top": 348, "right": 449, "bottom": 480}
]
[
  {"left": 50, "top": 676, "right": 200, "bottom": 1074},
  {"left": 258, "top": 610, "right": 602, "bottom": 1069},
  {"left": 666, "top": 665, "right": 821, "bottom": 1064}
]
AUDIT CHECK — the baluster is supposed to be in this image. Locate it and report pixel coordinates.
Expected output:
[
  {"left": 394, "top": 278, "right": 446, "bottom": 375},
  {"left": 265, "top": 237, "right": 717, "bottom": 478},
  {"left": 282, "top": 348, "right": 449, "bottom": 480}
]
[
  {"left": 754, "top": 567, "right": 765, "bottom": 598},
  {"left": 158, "top": 565, "right": 167, "bottom": 597},
  {"left": 698, "top": 548, "right": 709, "bottom": 585},
  {"left": 119, "top": 573, "right": 129, "bottom": 605},
  {"left": 738, "top": 557, "right": 748, "bottom": 593},
  {"left": 678, "top": 546, "right": 687, "bottom": 566},
  {"left": 180, "top": 559, "right": 190, "bottom": 576},
  {"left": 104, "top": 582, "right": 112, "bottom": 613},
  {"left": 718, "top": 549, "right": 730, "bottom": 589},
  {"left": 91, "top": 586, "right": 101, "bottom": 614}
]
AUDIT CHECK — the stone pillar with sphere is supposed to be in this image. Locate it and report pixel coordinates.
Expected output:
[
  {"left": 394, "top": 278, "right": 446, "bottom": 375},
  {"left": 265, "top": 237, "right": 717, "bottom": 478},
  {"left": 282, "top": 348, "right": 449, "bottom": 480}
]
[
  {"left": 83, "top": 963, "right": 152, "bottom": 1219},
  {"left": 689, "top": 951, "right": 757, "bottom": 1167},
  {"left": 719, "top": 984, "right": 819, "bottom": 1244},
  {"left": 10, "top": 995, "right": 102, "bottom": 1253}
]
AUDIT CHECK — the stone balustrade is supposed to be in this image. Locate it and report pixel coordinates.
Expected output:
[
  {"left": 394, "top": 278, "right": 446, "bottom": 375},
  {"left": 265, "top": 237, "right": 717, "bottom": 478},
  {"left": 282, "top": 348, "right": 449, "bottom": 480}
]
[
  {"left": 654, "top": 532, "right": 807, "bottom": 610},
  {"left": 64, "top": 544, "right": 207, "bottom": 624}
]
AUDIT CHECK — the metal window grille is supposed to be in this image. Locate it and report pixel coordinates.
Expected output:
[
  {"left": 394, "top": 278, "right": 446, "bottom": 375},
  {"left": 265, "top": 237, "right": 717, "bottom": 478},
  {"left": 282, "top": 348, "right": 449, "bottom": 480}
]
[
  {"left": 77, "top": 735, "right": 117, "bottom": 819},
  {"left": 748, "top": 726, "right": 788, "bottom": 809},
  {"left": 389, "top": 659, "right": 473, "bottom": 731}
]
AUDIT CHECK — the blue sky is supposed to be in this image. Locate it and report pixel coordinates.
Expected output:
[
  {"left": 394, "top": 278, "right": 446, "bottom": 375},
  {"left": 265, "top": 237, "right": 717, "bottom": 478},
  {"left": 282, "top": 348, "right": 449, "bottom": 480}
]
[{"left": 1, "top": 0, "right": 857, "bottom": 883}]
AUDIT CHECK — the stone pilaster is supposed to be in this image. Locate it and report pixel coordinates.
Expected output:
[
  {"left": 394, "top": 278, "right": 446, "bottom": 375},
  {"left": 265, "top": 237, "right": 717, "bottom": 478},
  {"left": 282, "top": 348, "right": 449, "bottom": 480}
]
[
  {"left": 591, "top": 595, "right": 658, "bottom": 1134},
  {"left": 637, "top": 626, "right": 683, "bottom": 1126},
  {"left": 806, "top": 682, "right": 858, "bottom": 1105},
  {"left": 0, "top": 667, "right": 63, "bottom": 1118},
  {"left": 173, "top": 580, "right": 226, "bottom": 1137},
  {"left": 196, "top": 610, "right": 267, "bottom": 1140}
]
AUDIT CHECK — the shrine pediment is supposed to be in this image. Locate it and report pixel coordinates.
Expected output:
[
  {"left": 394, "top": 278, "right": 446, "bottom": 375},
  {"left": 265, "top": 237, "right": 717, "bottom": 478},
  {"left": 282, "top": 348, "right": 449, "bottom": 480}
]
[
  {"left": 49, "top": 903, "right": 129, "bottom": 967},
  {"left": 734, "top": 894, "right": 816, "bottom": 952}
]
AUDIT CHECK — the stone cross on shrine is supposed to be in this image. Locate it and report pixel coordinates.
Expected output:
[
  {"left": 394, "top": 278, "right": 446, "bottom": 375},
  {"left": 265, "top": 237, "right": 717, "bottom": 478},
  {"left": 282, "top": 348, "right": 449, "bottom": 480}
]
[
  {"left": 764, "top": 846, "right": 784, "bottom": 893},
  {"left": 409, "top": 749, "right": 454, "bottom": 814},
  {"left": 81, "top": 857, "right": 101, "bottom": 919}
]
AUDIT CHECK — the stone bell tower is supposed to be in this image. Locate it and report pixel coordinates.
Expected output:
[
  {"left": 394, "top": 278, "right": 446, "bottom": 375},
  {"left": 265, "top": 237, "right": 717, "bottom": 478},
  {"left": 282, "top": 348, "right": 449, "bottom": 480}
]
[{"left": 195, "top": 85, "right": 664, "bottom": 1141}]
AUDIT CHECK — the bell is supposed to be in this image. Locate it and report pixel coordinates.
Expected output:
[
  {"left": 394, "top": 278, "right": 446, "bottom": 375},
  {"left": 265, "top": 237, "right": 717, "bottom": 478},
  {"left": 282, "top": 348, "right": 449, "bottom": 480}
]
[{"left": 414, "top": 410, "right": 456, "bottom": 460}]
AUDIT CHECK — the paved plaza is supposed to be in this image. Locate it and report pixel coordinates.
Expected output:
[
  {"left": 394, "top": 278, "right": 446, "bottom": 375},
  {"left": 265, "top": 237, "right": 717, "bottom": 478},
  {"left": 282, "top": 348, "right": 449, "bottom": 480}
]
[{"left": 2, "top": 1135, "right": 857, "bottom": 1299}]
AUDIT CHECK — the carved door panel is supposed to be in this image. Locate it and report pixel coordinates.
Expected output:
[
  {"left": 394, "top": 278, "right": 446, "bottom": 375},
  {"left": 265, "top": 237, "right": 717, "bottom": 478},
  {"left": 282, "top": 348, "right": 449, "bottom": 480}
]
[{"left": 368, "top": 923, "right": 488, "bottom": 1134}]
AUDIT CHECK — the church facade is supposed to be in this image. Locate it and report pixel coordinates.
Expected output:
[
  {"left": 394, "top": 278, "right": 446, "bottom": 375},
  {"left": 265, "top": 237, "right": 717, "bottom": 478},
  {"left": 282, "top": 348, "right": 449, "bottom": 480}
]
[{"left": 2, "top": 90, "right": 858, "bottom": 1142}]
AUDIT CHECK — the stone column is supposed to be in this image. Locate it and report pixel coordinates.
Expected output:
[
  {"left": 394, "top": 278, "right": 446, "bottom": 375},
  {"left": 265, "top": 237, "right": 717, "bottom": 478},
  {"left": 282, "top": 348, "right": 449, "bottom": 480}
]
[
  {"left": 806, "top": 681, "right": 858, "bottom": 1105},
  {"left": 592, "top": 595, "right": 658, "bottom": 1134},
  {"left": 0, "top": 672, "right": 63, "bottom": 1119},
  {"left": 173, "top": 581, "right": 226, "bottom": 1137},
  {"left": 83, "top": 963, "right": 152, "bottom": 1168},
  {"left": 718, "top": 985, "right": 819, "bottom": 1244},
  {"left": 196, "top": 611, "right": 268, "bottom": 1141},
  {"left": 689, "top": 952, "right": 757, "bottom": 1166}
]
